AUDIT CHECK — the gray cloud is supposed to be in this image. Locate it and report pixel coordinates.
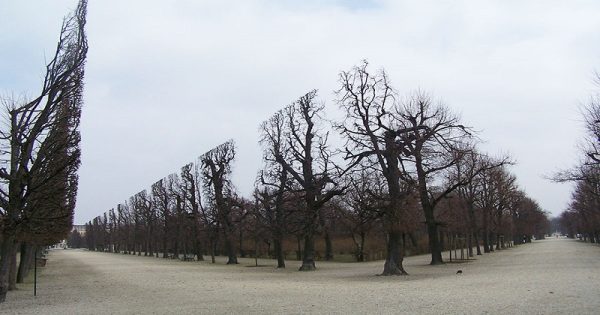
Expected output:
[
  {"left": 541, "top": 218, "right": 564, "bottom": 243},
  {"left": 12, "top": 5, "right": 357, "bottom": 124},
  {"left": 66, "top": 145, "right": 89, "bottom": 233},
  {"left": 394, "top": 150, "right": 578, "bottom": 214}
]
[{"left": 1, "top": 0, "right": 599, "bottom": 223}]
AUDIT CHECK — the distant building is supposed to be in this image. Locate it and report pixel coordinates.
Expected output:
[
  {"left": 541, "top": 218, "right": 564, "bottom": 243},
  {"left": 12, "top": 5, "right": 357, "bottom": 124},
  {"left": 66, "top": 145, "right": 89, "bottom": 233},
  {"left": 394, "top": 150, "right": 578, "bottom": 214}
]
[{"left": 72, "top": 224, "right": 86, "bottom": 236}]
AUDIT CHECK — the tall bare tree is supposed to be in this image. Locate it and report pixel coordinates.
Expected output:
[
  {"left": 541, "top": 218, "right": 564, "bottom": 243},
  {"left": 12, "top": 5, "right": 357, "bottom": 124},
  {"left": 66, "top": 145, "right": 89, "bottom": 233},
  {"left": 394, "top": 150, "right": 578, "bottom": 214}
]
[
  {"left": 272, "top": 91, "right": 344, "bottom": 271},
  {"left": 201, "top": 140, "right": 238, "bottom": 264},
  {"left": 181, "top": 162, "right": 205, "bottom": 261},
  {"left": 258, "top": 110, "right": 292, "bottom": 268},
  {"left": 394, "top": 93, "right": 478, "bottom": 265},
  {"left": 336, "top": 62, "right": 418, "bottom": 275},
  {"left": 0, "top": 0, "right": 87, "bottom": 302}
]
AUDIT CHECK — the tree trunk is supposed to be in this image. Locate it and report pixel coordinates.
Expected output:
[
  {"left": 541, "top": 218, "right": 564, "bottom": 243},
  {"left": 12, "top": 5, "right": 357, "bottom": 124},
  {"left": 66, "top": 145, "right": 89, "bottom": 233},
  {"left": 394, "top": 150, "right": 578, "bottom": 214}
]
[
  {"left": 162, "top": 228, "right": 168, "bottom": 258},
  {"left": 381, "top": 231, "right": 408, "bottom": 276},
  {"left": 475, "top": 231, "right": 482, "bottom": 255},
  {"left": 324, "top": 230, "right": 333, "bottom": 261},
  {"left": 360, "top": 232, "right": 367, "bottom": 262},
  {"left": 467, "top": 233, "right": 473, "bottom": 257},
  {"left": 0, "top": 235, "right": 17, "bottom": 303},
  {"left": 239, "top": 230, "right": 246, "bottom": 258},
  {"left": 298, "top": 234, "right": 316, "bottom": 271},
  {"left": 466, "top": 203, "right": 481, "bottom": 255},
  {"left": 273, "top": 238, "right": 285, "bottom": 268},
  {"left": 191, "top": 219, "right": 204, "bottom": 261},
  {"left": 426, "top": 220, "right": 444, "bottom": 265},
  {"left": 8, "top": 246, "right": 18, "bottom": 291},
  {"left": 210, "top": 237, "right": 216, "bottom": 264},
  {"left": 225, "top": 235, "right": 238, "bottom": 264},
  {"left": 194, "top": 240, "right": 204, "bottom": 261},
  {"left": 482, "top": 209, "right": 491, "bottom": 253},
  {"left": 17, "top": 243, "right": 34, "bottom": 283},
  {"left": 353, "top": 232, "right": 366, "bottom": 262},
  {"left": 296, "top": 236, "right": 302, "bottom": 261}
]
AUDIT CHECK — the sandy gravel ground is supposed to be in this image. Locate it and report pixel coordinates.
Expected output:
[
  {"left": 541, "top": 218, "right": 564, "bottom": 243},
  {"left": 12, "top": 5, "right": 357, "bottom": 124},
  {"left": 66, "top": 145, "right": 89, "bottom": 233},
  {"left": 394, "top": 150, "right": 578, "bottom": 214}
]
[{"left": 4, "top": 238, "right": 600, "bottom": 314}]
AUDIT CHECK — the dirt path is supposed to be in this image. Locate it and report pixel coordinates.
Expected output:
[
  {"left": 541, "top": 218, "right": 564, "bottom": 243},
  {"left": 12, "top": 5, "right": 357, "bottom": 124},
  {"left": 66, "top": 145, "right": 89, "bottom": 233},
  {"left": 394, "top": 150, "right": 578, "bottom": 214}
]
[{"left": 4, "top": 238, "right": 600, "bottom": 314}]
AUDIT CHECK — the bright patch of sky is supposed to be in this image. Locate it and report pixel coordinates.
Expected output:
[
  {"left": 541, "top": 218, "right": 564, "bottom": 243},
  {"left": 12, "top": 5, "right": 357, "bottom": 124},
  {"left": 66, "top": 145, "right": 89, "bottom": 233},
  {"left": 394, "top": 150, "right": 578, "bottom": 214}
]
[{"left": 2, "top": 0, "right": 599, "bottom": 223}]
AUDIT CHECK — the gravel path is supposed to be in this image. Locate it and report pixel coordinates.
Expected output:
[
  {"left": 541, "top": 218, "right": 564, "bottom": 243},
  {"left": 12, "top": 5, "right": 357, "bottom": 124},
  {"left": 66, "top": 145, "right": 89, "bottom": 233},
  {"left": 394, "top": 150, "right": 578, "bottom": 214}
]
[{"left": 4, "top": 238, "right": 600, "bottom": 314}]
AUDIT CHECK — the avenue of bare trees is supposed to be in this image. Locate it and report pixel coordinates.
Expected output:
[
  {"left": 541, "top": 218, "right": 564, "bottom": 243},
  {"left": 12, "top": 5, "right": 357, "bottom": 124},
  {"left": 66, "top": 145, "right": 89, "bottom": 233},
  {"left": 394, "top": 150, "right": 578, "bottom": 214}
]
[
  {"left": 0, "top": 0, "right": 88, "bottom": 303},
  {"left": 555, "top": 74, "right": 600, "bottom": 242},
  {"left": 83, "top": 61, "right": 550, "bottom": 277}
]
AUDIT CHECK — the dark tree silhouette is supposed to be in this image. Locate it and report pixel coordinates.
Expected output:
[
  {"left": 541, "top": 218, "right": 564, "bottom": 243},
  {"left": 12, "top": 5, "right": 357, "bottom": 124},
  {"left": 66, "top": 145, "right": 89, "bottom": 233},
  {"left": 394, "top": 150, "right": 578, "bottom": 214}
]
[
  {"left": 201, "top": 140, "right": 238, "bottom": 264},
  {"left": 336, "top": 62, "right": 417, "bottom": 275},
  {"left": 0, "top": 0, "right": 87, "bottom": 302},
  {"left": 272, "top": 91, "right": 344, "bottom": 271},
  {"left": 394, "top": 93, "right": 476, "bottom": 265},
  {"left": 181, "top": 163, "right": 206, "bottom": 261},
  {"left": 257, "top": 110, "right": 293, "bottom": 268}
]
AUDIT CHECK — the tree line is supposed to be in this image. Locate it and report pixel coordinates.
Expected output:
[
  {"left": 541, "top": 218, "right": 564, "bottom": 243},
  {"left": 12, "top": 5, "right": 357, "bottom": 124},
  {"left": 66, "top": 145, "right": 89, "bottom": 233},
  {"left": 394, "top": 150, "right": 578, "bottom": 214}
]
[
  {"left": 84, "top": 61, "right": 550, "bottom": 275},
  {"left": 556, "top": 74, "right": 600, "bottom": 242},
  {"left": 0, "top": 0, "right": 88, "bottom": 303}
]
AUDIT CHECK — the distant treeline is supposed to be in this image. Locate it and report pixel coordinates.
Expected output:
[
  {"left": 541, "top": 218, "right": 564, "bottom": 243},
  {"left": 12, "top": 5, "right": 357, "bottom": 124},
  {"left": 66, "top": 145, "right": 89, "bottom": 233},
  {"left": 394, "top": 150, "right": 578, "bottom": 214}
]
[
  {"left": 84, "top": 62, "right": 550, "bottom": 275},
  {"left": 555, "top": 73, "right": 600, "bottom": 242}
]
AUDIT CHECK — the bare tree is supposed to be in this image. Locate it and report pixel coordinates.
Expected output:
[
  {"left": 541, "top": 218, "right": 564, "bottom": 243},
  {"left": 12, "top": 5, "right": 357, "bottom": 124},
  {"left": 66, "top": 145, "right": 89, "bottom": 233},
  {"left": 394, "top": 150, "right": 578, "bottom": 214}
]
[
  {"left": 553, "top": 73, "right": 600, "bottom": 244},
  {"left": 336, "top": 62, "right": 415, "bottom": 275},
  {"left": 271, "top": 90, "right": 344, "bottom": 271},
  {"left": 181, "top": 163, "right": 206, "bottom": 261},
  {"left": 201, "top": 140, "right": 238, "bottom": 264},
  {"left": 394, "top": 93, "right": 480, "bottom": 265},
  {"left": 152, "top": 177, "right": 173, "bottom": 258},
  {"left": 257, "top": 110, "right": 292, "bottom": 268},
  {"left": 0, "top": 0, "right": 87, "bottom": 302}
]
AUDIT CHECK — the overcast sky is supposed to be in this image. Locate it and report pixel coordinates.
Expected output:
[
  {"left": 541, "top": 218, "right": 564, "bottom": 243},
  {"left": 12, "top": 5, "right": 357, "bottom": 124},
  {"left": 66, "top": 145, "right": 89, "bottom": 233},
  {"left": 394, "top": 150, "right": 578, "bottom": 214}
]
[{"left": 2, "top": 0, "right": 599, "bottom": 224}]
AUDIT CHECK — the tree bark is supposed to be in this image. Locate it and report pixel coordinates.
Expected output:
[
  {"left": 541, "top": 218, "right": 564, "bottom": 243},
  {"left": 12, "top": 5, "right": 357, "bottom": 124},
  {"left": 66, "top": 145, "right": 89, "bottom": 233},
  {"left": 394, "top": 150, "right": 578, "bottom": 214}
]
[
  {"left": 273, "top": 238, "right": 285, "bottom": 268},
  {"left": 8, "top": 246, "right": 18, "bottom": 291},
  {"left": 17, "top": 243, "right": 34, "bottom": 283},
  {"left": 426, "top": 219, "right": 444, "bottom": 265},
  {"left": 225, "top": 234, "right": 238, "bottom": 264},
  {"left": 299, "top": 234, "right": 316, "bottom": 271},
  {"left": 0, "top": 235, "right": 17, "bottom": 302},
  {"left": 381, "top": 231, "right": 408, "bottom": 275}
]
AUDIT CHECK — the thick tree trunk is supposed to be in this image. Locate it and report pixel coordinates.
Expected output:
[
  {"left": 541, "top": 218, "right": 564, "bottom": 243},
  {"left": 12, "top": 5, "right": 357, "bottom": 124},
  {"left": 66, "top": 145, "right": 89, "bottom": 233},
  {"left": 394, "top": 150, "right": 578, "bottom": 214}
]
[
  {"left": 496, "top": 234, "right": 502, "bottom": 249},
  {"left": 381, "top": 231, "right": 408, "bottom": 276},
  {"left": 0, "top": 235, "right": 17, "bottom": 303},
  {"left": 466, "top": 203, "right": 481, "bottom": 255},
  {"left": 483, "top": 230, "right": 491, "bottom": 253},
  {"left": 426, "top": 220, "right": 444, "bottom": 265},
  {"left": 194, "top": 240, "right": 204, "bottom": 261},
  {"left": 273, "top": 238, "right": 285, "bottom": 268},
  {"left": 482, "top": 209, "right": 491, "bottom": 253},
  {"left": 359, "top": 232, "right": 366, "bottom": 262},
  {"left": 17, "top": 243, "right": 34, "bottom": 283},
  {"left": 173, "top": 240, "right": 179, "bottom": 260},
  {"left": 298, "top": 234, "right": 316, "bottom": 271},
  {"left": 225, "top": 236, "right": 238, "bottom": 264},
  {"left": 8, "top": 247, "right": 18, "bottom": 291}
]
